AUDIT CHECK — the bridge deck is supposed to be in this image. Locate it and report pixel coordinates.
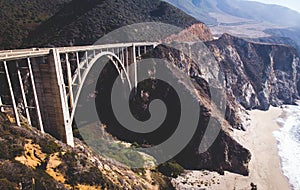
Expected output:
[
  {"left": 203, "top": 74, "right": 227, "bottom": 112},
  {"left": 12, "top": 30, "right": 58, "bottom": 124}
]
[{"left": 0, "top": 42, "right": 158, "bottom": 61}]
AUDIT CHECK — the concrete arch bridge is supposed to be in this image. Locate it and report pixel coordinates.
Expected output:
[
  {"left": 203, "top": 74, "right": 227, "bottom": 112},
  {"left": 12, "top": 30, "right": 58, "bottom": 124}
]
[{"left": 0, "top": 42, "right": 158, "bottom": 146}]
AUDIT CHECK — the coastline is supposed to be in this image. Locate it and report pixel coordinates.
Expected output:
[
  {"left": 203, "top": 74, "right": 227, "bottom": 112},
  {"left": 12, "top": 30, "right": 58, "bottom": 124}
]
[
  {"left": 273, "top": 104, "right": 300, "bottom": 190},
  {"left": 236, "top": 106, "right": 291, "bottom": 190},
  {"left": 172, "top": 106, "right": 291, "bottom": 189}
]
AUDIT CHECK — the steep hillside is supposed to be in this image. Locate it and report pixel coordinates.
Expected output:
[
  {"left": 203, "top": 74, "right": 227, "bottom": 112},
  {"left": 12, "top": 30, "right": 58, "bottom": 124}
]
[
  {"left": 0, "top": 0, "right": 71, "bottom": 49},
  {"left": 0, "top": 112, "right": 173, "bottom": 189},
  {"left": 162, "top": 0, "right": 218, "bottom": 25},
  {"left": 23, "top": 0, "right": 212, "bottom": 47}
]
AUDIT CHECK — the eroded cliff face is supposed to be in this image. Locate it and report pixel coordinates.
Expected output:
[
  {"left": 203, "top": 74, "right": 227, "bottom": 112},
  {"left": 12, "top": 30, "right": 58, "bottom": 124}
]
[
  {"left": 151, "top": 44, "right": 251, "bottom": 175},
  {"left": 128, "top": 30, "right": 300, "bottom": 175},
  {"left": 206, "top": 33, "right": 300, "bottom": 111}
]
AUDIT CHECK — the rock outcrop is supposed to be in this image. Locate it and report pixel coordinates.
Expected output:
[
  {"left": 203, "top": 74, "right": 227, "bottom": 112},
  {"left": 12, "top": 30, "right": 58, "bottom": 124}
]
[
  {"left": 165, "top": 23, "right": 213, "bottom": 42},
  {"left": 206, "top": 33, "right": 300, "bottom": 111}
]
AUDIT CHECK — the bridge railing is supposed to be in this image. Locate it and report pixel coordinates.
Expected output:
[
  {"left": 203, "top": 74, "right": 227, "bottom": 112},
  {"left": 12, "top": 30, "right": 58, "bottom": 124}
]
[{"left": 0, "top": 42, "right": 159, "bottom": 61}]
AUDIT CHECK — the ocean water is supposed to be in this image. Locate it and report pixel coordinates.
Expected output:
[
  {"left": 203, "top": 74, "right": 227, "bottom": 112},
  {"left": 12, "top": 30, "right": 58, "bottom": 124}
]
[{"left": 273, "top": 105, "right": 300, "bottom": 190}]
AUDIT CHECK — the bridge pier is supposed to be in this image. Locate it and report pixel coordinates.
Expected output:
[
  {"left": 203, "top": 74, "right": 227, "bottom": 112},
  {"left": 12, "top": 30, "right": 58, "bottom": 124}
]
[{"left": 31, "top": 50, "right": 74, "bottom": 147}]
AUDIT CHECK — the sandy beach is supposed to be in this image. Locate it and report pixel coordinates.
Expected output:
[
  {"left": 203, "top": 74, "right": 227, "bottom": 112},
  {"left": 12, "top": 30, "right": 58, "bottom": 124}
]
[{"left": 172, "top": 106, "right": 291, "bottom": 190}]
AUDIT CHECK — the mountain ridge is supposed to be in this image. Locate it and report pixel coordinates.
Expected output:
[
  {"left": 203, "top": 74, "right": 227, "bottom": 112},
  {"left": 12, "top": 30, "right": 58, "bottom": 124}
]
[
  {"left": 164, "top": 0, "right": 300, "bottom": 26},
  {"left": 164, "top": 0, "right": 300, "bottom": 55},
  {"left": 23, "top": 0, "right": 211, "bottom": 47}
]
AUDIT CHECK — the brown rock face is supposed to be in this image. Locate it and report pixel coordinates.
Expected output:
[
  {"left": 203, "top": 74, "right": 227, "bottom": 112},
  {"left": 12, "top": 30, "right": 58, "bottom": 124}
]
[
  {"left": 206, "top": 33, "right": 300, "bottom": 111},
  {"left": 149, "top": 44, "right": 251, "bottom": 175},
  {"left": 165, "top": 23, "right": 214, "bottom": 42}
]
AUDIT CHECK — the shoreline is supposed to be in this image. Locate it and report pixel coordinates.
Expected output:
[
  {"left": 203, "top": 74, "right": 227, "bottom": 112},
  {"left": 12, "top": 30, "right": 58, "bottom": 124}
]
[
  {"left": 273, "top": 104, "right": 300, "bottom": 190},
  {"left": 172, "top": 106, "right": 291, "bottom": 189},
  {"left": 238, "top": 106, "right": 291, "bottom": 189}
]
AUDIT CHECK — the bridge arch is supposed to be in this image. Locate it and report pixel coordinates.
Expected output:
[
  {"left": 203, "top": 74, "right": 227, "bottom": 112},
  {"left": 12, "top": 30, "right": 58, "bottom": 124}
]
[{"left": 70, "top": 51, "right": 133, "bottom": 122}]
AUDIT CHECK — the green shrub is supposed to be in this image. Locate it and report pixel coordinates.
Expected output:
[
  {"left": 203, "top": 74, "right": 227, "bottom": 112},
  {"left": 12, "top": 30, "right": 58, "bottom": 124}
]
[
  {"left": 131, "top": 142, "right": 141, "bottom": 148},
  {"left": 158, "top": 160, "right": 184, "bottom": 178},
  {"left": 106, "top": 149, "right": 145, "bottom": 168},
  {"left": 39, "top": 139, "right": 61, "bottom": 154}
]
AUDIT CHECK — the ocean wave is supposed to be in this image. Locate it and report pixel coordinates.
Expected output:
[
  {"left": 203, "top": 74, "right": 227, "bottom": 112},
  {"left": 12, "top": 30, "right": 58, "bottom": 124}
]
[{"left": 273, "top": 105, "right": 300, "bottom": 190}]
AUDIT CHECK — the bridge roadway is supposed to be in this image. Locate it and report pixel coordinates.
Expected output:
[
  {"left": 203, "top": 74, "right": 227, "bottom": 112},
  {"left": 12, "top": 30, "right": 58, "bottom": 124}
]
[
  {"left": 0, "top": 42, "right": 159, "bottom": 61},
  {"left": 0, "top": 42, "right": 158, "bottom": 146}
]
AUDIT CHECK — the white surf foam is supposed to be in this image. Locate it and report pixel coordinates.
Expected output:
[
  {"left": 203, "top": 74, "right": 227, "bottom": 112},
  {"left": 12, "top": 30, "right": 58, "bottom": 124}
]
[{"left": 273, "top": 105, "right": 300, "bottom": 190}]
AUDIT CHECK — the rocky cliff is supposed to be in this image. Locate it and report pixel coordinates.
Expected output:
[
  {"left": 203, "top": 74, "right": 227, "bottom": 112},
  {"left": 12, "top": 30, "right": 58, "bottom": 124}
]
[
  {"left": 206, "top": 33, "right": 300, "bottom": 111},
  {"left": 142, "top": 43, "right": 251, "bottom": 175}
]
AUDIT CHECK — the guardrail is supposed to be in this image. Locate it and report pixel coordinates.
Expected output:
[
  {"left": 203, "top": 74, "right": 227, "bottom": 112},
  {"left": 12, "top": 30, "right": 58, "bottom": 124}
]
[{"left": 0, "top": 42, "right": 159, "bottom": 61}]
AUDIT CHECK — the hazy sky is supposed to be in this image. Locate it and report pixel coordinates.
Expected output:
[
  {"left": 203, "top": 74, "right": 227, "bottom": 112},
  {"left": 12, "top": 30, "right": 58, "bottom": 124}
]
[{"left": 248, "top": 0, "right": 300, "bottom": 13}]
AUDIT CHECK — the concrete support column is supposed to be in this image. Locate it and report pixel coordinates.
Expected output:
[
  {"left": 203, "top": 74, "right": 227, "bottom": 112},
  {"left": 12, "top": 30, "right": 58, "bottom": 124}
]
[
  {"left": 121, "top": 48, "right": 125, "bottom": 64},
  {"left": 0, "top": 96, "right": 4, "bottom": 113},
  {"left": 85, "top": 51, "right": 88, "bottom": 68},
  {"left": 126, "top": 47, "right": 129, "bottom": 75},
  {"left": 65, "top": 53, "right": 74, "bottom": 109},
  {"left": 76, "top": 52, "right": 82, "bottom": 84},
  {"left": 28, "top": 58, "right": 44, "bottom": 132},
  {"left": 16, "top": 61, "right": 32, "bottom": 126},
  {"left": 133, "top": 45, "right": 137, "bottom": 90},
  {"left": 4, "top": 61, "right": 21, "bottom": 126},
  {"left": 138, "top": 46, "right": 141, "bottom": 57},
  {"left": 52, "top": 50, "right": 74, "bottom": 147}
]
